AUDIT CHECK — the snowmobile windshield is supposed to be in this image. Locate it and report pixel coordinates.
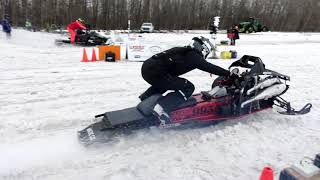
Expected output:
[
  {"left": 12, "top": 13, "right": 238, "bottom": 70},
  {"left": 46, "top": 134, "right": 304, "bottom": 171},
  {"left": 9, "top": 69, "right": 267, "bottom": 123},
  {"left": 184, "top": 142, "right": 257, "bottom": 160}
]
[
  {"left": 230, "top": 55, "right": 290, "bottom": 80},
  {"left": 229, "top": 55, "right": 264, "bottom": 70}
]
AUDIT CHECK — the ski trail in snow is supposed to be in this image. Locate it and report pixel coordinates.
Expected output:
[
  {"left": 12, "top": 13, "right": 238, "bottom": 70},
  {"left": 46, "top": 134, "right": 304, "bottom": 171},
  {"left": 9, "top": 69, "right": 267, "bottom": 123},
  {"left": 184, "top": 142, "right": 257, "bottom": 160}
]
[{"left": 0, "top": 131, "right": 84, "bottom": 175}]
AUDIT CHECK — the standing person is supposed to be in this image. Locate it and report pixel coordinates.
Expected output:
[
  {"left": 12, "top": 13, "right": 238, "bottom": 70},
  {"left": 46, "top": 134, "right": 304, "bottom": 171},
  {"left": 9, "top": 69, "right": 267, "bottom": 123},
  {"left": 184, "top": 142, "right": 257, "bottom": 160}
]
[
  {"left": 232, "top": 25, "right": 240, "bottom": 45},
  {"left": 66, "top": 18, "right": 87, "bottom": 44},
  {"left": 139, "top": 36, "right": 234, "bottom": 127},
  {"left": 227, "top": 26, "right": 235, "bottom": 45},
  {"left": 228, "top": 25, "right": 240, "bottom": 46},
  {"left": 1, "top": 15, "right": 12, "bottom": 37}
]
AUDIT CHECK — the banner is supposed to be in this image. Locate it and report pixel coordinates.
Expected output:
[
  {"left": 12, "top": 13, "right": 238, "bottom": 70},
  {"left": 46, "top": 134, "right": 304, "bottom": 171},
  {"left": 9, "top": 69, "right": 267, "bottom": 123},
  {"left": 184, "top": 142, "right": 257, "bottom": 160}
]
[{"left": 127, "top": 44, "right": 169, "bottom": 61}]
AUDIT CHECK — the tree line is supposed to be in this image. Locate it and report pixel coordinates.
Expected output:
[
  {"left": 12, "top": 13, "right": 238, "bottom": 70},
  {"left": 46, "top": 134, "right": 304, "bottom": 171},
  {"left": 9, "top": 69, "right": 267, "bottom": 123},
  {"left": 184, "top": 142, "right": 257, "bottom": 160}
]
[{"left": 1, "top": 0, "right": 319, "bottom": 32}]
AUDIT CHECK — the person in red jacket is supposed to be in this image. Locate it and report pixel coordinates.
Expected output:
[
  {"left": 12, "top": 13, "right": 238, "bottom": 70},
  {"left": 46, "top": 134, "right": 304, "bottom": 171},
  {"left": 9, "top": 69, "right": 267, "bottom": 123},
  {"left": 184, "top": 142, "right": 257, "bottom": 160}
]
[{"left": 67, "top": 18, "right": 87, "bottom": 44}]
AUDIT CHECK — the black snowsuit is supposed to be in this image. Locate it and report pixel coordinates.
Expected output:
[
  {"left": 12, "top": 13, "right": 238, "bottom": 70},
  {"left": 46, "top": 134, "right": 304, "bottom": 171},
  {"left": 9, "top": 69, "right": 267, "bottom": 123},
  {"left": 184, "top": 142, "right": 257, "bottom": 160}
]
[{"left": 140, "top": 47, "right": 230, "bottom": 113}]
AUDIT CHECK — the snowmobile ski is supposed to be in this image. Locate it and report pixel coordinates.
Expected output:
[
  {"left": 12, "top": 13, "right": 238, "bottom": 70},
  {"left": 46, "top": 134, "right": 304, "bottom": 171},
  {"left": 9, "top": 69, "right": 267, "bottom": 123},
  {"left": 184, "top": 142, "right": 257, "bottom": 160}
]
[{"left": 275, "top": 97, "right": 312, "bottom": 115}]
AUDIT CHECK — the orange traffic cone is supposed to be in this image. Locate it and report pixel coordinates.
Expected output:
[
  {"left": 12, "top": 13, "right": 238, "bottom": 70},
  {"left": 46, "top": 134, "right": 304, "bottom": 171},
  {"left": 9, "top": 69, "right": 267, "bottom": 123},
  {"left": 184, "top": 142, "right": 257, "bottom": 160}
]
[
  {"left": 91, "top": 48, "right": 97, "bottom": 62},
  {"left": 259, "top": 167, "right": 274, "bottom": 180},
  {"left": 82, "top": 48, "right": 89, "bottom": 62}
]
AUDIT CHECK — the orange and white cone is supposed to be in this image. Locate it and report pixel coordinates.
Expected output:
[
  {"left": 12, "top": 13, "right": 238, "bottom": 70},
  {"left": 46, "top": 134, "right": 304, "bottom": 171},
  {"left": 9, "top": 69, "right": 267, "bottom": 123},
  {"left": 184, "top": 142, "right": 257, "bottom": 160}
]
[
  {"left": 81, "top": 48, "right": 89, "bottom": 62},
  {"left": 91, "top": 48, "right": 97, "bottom": 62}
]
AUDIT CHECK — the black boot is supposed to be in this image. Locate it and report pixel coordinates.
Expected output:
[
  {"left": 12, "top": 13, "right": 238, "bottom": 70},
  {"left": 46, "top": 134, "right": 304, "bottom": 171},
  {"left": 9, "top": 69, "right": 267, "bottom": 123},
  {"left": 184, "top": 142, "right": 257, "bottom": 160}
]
[
  {"left": 152, "top": 104, "right": 181, "bottom": 128},
  {"left": 152, "top": 104, "right": 171, "bottom": 126}
]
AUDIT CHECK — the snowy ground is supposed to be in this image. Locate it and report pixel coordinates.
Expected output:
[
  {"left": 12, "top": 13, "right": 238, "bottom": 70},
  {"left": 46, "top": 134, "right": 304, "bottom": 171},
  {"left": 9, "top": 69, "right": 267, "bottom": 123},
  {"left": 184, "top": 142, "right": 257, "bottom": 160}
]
[{"left": 0, "top": 29, "right": 319, "bottom": 180}]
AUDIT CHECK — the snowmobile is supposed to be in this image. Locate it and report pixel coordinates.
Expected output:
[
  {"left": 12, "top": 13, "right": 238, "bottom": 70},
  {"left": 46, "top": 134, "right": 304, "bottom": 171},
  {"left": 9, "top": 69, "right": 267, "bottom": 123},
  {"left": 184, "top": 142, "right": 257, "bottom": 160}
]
[
  {"left": 78, "top": 55, "right": 312, "bottom": 146},
  {"left": 55, "top": 30, "right": 110, "bottom": 46}
]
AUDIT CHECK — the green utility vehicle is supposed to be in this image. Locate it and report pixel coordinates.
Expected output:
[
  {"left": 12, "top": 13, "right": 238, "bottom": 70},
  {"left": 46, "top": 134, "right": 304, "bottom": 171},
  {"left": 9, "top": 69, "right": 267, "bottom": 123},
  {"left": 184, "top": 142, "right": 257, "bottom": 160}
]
[{"left": 238, "top": 18, "right": 269, "bottom": 33}]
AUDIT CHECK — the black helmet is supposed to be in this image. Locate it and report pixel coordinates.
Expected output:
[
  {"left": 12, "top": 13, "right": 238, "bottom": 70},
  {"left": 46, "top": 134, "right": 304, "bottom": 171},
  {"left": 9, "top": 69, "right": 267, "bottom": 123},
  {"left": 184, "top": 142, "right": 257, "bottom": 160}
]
[{"left": 191, "top": 36, "right": 214, "bottom": 59}]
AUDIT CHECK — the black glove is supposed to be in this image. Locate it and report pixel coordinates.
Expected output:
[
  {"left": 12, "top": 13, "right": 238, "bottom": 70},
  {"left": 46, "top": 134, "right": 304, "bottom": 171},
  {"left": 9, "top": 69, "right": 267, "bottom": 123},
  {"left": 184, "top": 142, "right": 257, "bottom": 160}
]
[
  {"left": 224, "top": 69, "right": 239, "bottom": 87},
  {"left": 229, "top": 68, "right": 240, "bottom": 79},
  {"left": 229, "top": 73, "right": 239, "bottom": 80}
]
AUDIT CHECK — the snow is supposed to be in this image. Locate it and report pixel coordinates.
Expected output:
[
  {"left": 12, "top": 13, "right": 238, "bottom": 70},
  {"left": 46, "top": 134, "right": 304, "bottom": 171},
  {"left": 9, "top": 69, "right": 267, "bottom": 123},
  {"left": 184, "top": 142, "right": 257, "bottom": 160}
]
[{"left": 0, "top": 29, "right": 320, "bottom": 180}]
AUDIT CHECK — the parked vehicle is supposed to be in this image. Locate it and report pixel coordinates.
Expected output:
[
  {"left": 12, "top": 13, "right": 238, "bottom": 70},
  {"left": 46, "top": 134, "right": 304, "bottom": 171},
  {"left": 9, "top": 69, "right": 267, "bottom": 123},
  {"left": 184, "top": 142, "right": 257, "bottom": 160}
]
[
  {"left": 140, "top": 23, "right": 154, "bottom": 33},
  {"left": 238, "top": 17, "right": 269, "bottom": 33}
]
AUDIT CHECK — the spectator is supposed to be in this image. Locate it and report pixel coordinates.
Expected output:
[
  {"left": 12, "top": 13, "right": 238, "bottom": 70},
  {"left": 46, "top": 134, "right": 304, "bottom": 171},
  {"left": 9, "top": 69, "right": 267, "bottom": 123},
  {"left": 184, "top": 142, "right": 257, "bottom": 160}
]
[
  {"left": 1, "top": 15, "right": 12, "bottom": 36},
  {"left": 227, "top": 25, "right": 240, "bottom": 46}
]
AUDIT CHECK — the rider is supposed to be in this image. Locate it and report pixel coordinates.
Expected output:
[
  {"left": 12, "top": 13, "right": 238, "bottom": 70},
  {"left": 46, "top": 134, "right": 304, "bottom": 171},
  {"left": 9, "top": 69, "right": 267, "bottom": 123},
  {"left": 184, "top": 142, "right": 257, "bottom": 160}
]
[
  {"left": 140, "top": 36, "right": 233, "bottom": 126},
  {"left": 66, "top": 18, "right": 87, "bottom": 44}
]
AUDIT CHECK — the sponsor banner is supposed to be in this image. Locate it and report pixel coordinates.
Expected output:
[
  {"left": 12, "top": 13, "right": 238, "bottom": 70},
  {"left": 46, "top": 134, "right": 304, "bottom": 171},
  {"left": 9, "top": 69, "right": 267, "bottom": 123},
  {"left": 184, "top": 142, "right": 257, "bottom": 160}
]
[{"left": 127, "top": 44, "right": 169, "bottom": 61}]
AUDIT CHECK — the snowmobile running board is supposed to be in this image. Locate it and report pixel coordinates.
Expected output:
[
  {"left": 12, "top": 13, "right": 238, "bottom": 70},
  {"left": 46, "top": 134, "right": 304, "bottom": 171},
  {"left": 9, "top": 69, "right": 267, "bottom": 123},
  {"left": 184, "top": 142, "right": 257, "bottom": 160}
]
[{"left": 274, "top": 97, "right": 312, "bottom": 115}]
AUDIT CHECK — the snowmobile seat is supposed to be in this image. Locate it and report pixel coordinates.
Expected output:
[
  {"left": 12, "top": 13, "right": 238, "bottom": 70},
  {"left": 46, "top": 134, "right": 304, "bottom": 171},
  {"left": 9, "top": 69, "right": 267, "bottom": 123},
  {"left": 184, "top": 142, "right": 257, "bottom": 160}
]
[
  {"left": 137, "top": 94, "right": 197, "bottom": 115},
  {"left": 137, "top": 94, "right": 162, "bottom": 116}
]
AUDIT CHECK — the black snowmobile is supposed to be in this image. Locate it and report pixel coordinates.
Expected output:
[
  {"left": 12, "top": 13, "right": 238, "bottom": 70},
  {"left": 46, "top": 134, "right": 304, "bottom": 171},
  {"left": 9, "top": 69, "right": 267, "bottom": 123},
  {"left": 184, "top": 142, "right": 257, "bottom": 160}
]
[
  {"left": 55, "top": 30, "right": 109, "bottom": 46},
  {"left": 78, "top": 55, "right": 312, "bottom": 146}
]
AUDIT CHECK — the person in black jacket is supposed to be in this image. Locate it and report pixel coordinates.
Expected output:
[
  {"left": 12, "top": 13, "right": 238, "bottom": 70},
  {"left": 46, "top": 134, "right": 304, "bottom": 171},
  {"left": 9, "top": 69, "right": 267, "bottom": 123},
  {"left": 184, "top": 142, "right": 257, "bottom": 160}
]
[
  {"left": 140, "top": 36, "right": 232, "bottom": 127},
  {"left": 1, "top": 15, "right": 11, "bottom": 36}
]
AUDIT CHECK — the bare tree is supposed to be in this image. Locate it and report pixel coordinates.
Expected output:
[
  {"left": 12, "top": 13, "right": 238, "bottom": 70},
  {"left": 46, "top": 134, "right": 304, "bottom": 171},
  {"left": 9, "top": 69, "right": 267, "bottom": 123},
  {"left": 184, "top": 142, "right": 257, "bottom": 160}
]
[{"left": 3, "top": 0, "right": 320, "bottom": 32}]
